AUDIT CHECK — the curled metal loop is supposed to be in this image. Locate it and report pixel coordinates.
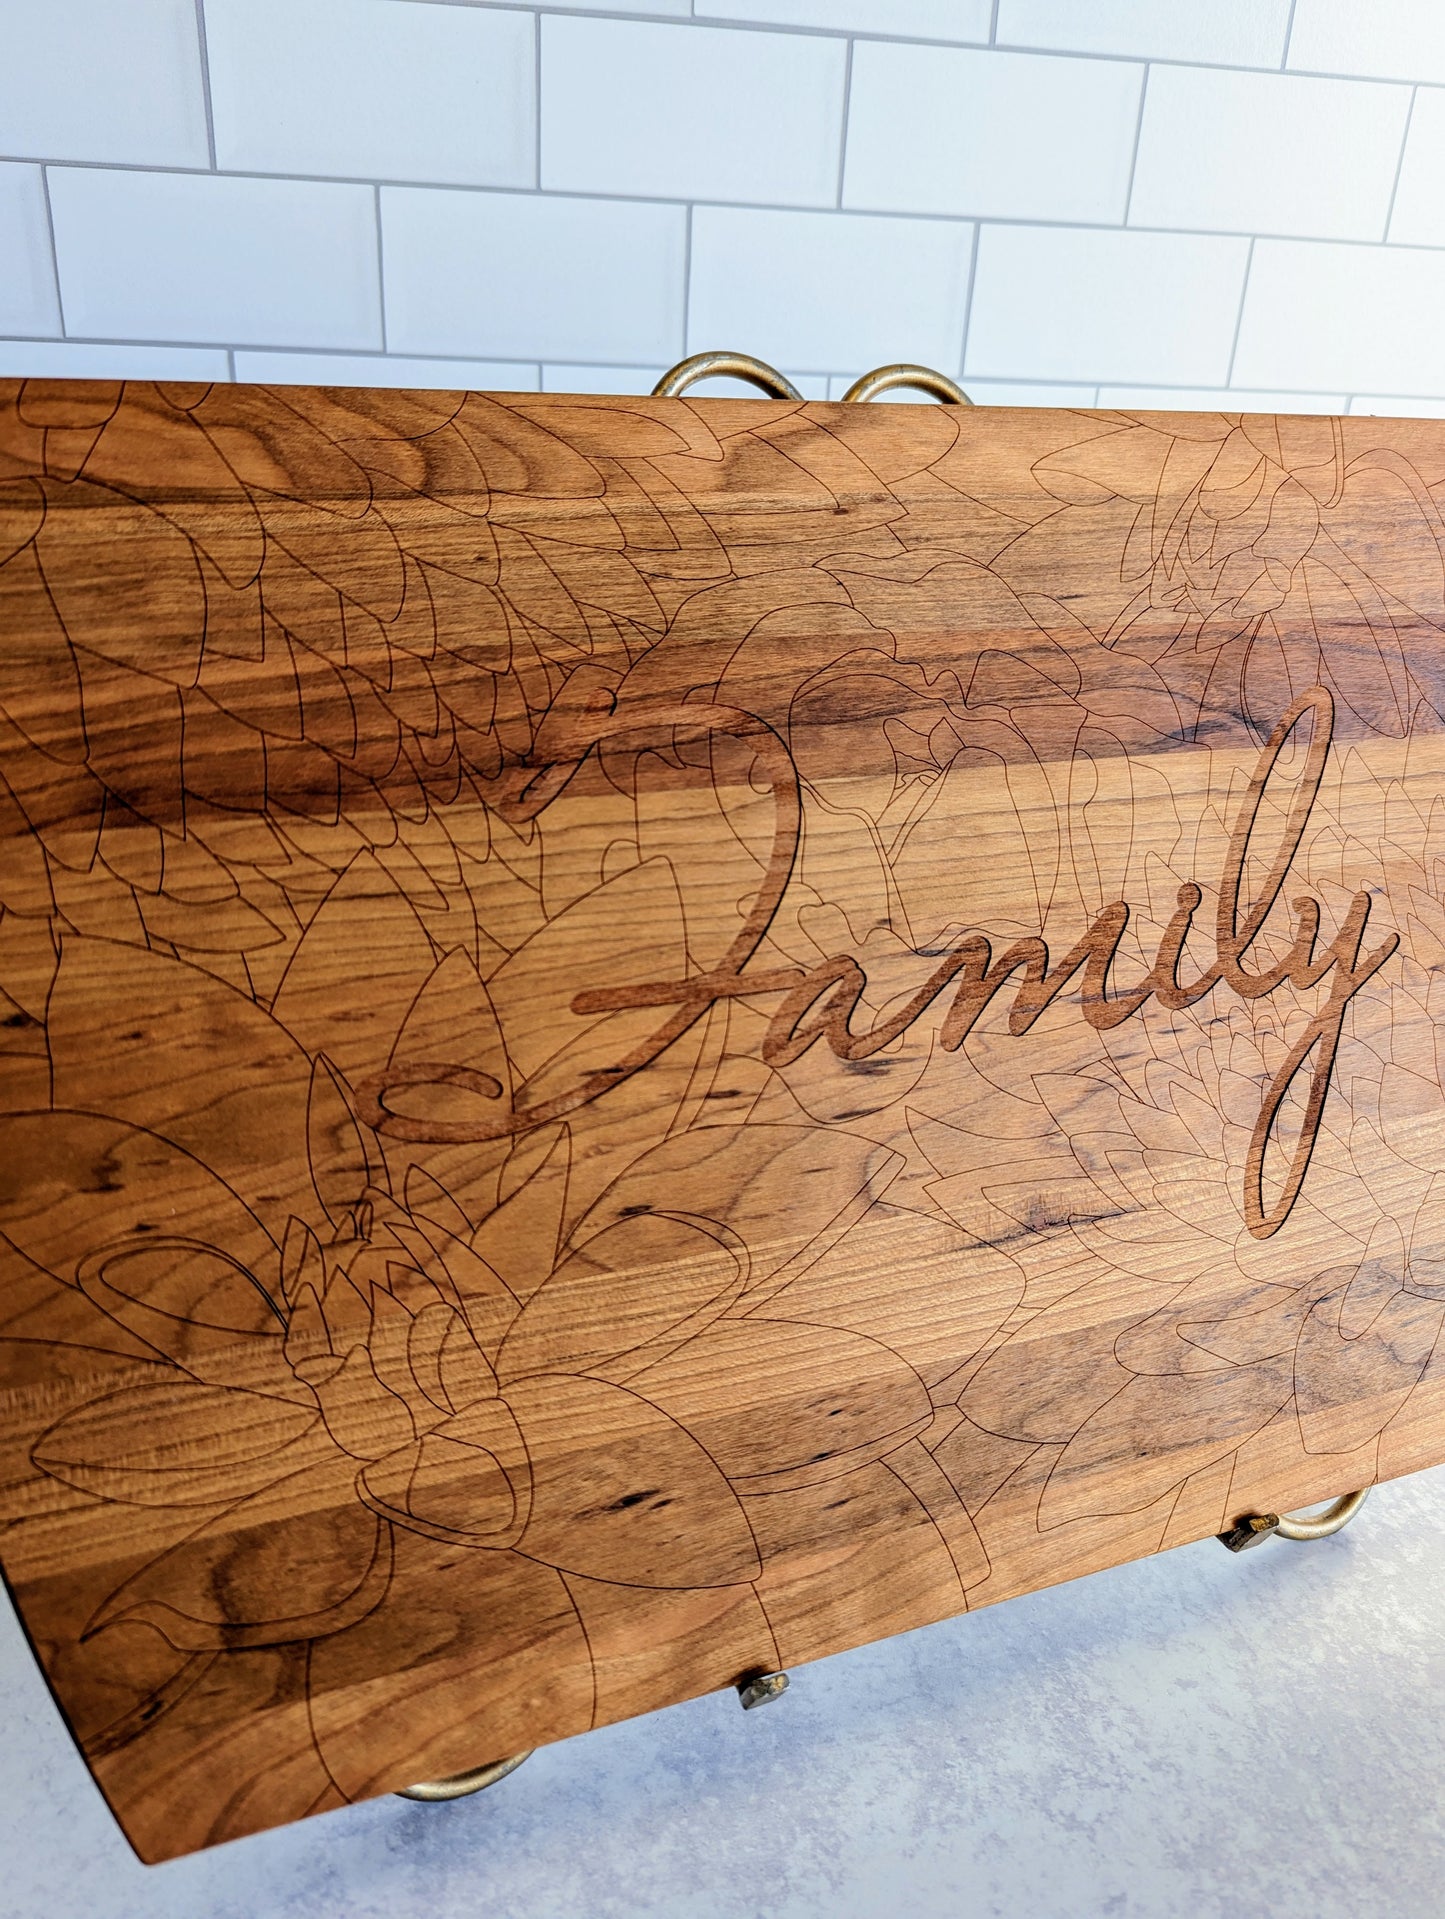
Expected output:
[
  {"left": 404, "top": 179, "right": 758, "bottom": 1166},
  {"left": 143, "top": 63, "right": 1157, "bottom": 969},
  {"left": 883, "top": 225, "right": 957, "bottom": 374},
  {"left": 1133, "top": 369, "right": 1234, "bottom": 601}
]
[
  {"left": 396, "top": 1751, "right": 532, "bottom": 1802},
  {"left": 1219, "top": 1487, "right": 1370, "bottom": 1552},
  {"left": 840, "top": 363, "right": 973, "bottom": 406},
  {"left": 1274, "top": 1487, "right": 1371, "bottom": 1540},
  {"left": 652, "top": 352, "right": 803, "bottom": 401}
]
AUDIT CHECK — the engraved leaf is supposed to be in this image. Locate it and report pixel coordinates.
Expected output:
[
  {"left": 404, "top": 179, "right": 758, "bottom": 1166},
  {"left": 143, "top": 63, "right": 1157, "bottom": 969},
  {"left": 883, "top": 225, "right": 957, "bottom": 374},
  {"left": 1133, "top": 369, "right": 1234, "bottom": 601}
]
[
  {"left": 508, "top": 1372, "right": 761, "bottom": 1587},
  {"left": 0, "top": 535, "right": 88, "bottom": 763},
  {"left": 575, "top": 1122, "right": 903, "bottom": 1295},
  {"left": 48, "top": 935, "right": 317, "bottom": 1237},
  {"left": 1295, "top": 1219, "right": 1445, "bottom": 1453},
  {"left": 88, "top": 1452, "right": 391, "bottom": 1651},
  {"left": 486, "top": 854, "right": 686, "bottom": 1094},
  {"left": 83, "top": 387, "right": 266, "bottom": 587},
  {"left": 306, "top": 1531, "right": 592, "bottom": 1803},
  {"left": 383, "top": 947, "right": 511, "bottom": 1119},
  {"left": 33, "top": 1381, "right": 320, "bottom": 1506},
  {"left": 496, "top": 1212, "right": 747, "bottom": 1385},
  {"left": 192, "top": 386, "right": 373, "bottom": 515},
  {"left": 307, "top": 1054, "right": 384, "bottom": 1228},
  {"left": 358, "top": 1396, "right": 527, "bottom": 1547},
  {"left": 1301, "top": 555, "right": 1409, "bottom": 739},
  {"left": 0, "top": 1111, "right": 277, "bottom": 1298},
  {"left": 271, "top": 850, "right": 436, "bottom": 1082},
  {"left": 36, "top": 481, "right": 206, "bottom": 684},
  {"left": 631, "top": 1317, "right": 932, "bottom": 1491},
  {"left": 1039, "top": 1355, "right": 1296, "bottom": 1529},
  {"left": 72, "top": 1233, "right": 310, "bottom": 1401}
]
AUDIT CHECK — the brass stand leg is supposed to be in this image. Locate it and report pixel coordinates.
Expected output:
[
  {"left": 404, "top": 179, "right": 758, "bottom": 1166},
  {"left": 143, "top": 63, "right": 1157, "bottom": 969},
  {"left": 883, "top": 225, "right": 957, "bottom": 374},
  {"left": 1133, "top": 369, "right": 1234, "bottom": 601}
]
[
  {"left": 396, "top": 1752, "right": 532, "bottom": 1802},
  {"left": 651, "top": 355, "right": 973, "bottom": 406},
  {"left": 1218, "top": 1488, "right": 1371, "bottom": 1553},
  {"left": 651, "top": 353, "right": 803, "bottom": 400},
  {"left": 840, "top": 364, "right": 974, "bottom": 405}
]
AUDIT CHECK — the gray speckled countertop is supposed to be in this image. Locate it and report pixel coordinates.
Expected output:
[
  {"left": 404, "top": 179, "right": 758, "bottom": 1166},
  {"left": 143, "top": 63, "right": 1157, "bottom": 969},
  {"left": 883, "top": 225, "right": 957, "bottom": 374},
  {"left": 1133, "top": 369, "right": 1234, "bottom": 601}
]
[{"left": 4, "top": 1466, "right": 1443, "bottom": 1919}]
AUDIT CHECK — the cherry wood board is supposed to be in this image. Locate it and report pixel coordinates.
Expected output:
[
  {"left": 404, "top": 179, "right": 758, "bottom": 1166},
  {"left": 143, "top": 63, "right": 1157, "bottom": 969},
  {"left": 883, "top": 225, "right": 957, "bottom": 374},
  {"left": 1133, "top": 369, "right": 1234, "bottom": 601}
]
[{"left": 2, "top": 379, "right": 1445, "bottom": 1861}]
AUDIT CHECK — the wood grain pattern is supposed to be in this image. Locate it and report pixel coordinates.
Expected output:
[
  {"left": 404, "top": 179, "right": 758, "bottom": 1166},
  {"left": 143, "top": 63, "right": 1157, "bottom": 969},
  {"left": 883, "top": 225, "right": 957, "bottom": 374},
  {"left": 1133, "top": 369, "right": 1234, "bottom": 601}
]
[{"left": 3, "top": 379, "right": 1445, "bottom": 1858}]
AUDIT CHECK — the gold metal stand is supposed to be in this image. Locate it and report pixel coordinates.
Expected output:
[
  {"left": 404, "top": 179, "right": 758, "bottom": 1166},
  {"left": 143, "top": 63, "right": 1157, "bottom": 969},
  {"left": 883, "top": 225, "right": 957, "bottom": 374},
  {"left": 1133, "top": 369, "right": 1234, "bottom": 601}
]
[
  {"left": 841, "top": 363, "right": 973, "bottom": 405},
  {"left": 651, "top": 355, "right": 972, "bottom": 405},
  {"left": 396, "top": 1752, "right": 532, "bottom": 1802},
  {"left": 399, "top": 1667, "right": 791, "bottom": 1803},
  {"left": 1218, "top": 1488, "right": 1371, "bottom": 1553},
  {"left": 651, "top": 352, "right": 803, "bottom": 400}
]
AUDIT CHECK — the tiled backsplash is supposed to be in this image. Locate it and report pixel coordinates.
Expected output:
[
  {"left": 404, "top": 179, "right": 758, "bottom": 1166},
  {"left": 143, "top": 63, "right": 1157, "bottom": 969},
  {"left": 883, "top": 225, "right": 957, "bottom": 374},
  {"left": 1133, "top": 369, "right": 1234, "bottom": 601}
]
[{"left": 4, "top": 0, "right": 1445, "bottom": 410}]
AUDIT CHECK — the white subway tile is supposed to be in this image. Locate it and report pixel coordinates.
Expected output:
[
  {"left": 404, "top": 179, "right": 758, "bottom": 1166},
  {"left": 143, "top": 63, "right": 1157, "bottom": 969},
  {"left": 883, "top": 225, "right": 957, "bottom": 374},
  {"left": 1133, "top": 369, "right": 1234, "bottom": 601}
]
[
  {"left": 0, "top": 341, "right": 228, "bottom": 380},
  {"left": 542, "top": 19, "right": 844, "bottom": 206},
  {"left": 1389, "top": 88, "right": 1445, "bottom": 244},
  {"left": 696, "top": 1, "right": 991, "bottom": 39},
  {"left": 997, "top": 0, "right": 1292, "bottom": 65},
  {"left": 1289, "top": 1, "right": 1445, "bottom": 83},
  {"left": 48, "top": 170, "right": 381, "bottom": 349},
  {"left": 845, "top": 45, "right": 1140, "bottom": 222},
  {"left": 1234, "top": 240, "right": 1445, "bottom": 392},
  {"left": 233, "top": 352, "right": 539, "bottom": 391},
  {"left": 383, "top": 189, "right": 686, "bottom": 364},
  {"left": 1350, "top": 395, "right": 1445, "bottom": 417},
  {"left": 1130, "top": 67, "right": 1410, "bottom": 241},
  {"left": 688, "top": 207, "right": 973, "bottom": 373},
  {"left": 1097, "top": 386, "right": 1348, "bottom": 413},
  {"left": 0, "top": 165, "right": 59, "bottom": 336},
  {"left": 0, "top": 0, "right": 208, "bottom": 166},
  {"left": 205, "top": 0, "right": 534, "bottom": 187},
  {"left": 965, "top": 226, "right": 1250, "bottom": 384}
]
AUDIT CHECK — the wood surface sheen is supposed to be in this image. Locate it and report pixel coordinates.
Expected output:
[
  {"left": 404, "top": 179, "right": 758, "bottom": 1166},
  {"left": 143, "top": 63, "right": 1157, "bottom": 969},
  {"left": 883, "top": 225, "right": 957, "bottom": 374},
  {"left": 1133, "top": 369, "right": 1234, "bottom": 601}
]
[{"left": 2, "top": 380, "right": 1445, "bottom": 1858}]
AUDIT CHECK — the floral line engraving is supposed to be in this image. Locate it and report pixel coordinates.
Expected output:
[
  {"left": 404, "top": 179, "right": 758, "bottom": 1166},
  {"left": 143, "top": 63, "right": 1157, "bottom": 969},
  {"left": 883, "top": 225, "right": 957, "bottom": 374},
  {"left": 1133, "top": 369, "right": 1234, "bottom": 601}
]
[{"left": 3, "top": 383, "right": 1445, "bottom": 1857}]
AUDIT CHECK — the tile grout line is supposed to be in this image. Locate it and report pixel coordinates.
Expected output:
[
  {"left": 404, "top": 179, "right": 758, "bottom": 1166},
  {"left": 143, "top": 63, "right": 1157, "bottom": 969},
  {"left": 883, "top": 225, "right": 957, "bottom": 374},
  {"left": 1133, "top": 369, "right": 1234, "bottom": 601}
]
[
  {"left": 37, "top": 167, "right": 66, "bottom": 338},
  {"left": 374, "top": 185, "right": 388, "bottom": 352},
  {"left": 988, "top": 0, "right": 1001, "bottom": 47},
  {"left": 0, "top": 331, "right": 1379, "bottom": 404},
  {"left": 1281, "top": 0, "right": 1298, "bottom": 71},
  {"left": 193, "top": 0, "right": 218, "bottom": 169},
  {"left": 1123, "top": 63, "right": 1151, "bottom": 226},
  {"left": 834, "top": 38, "right": 854, "bottom": 211},
  {"left": 22, "top": 158, "right": 1445, "bottom": 254},
  {"left": 1, "top": 0, "right": 1430, "bottom": 86},
  {"left": 680, "top": 201, "right": 693, "bottom": 358},
  {"left": 1225, "top": 235, "right": 1255, "bottom": 386},
  {"left": 1382, "top": 86, "right": 1419, "bottom": 243},
  {"left": 957, "top": 222, "right": 981, "bottom": 383},
  {"left": 360, "top": 1, "right": 1432, "bottom": 88},
  {"left": 0, "top": 329, "right": 1043, "bottom": 379},
  {"left": 533, "top": 10, "right": 543, "bottom": 192}
]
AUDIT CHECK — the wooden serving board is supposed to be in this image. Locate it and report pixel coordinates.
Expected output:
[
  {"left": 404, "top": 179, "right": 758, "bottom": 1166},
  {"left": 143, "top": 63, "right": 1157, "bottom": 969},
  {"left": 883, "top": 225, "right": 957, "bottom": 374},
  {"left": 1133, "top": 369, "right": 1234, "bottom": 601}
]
[{"left": 3, "top": 379, "right": 1445, "bottom": 1859}]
